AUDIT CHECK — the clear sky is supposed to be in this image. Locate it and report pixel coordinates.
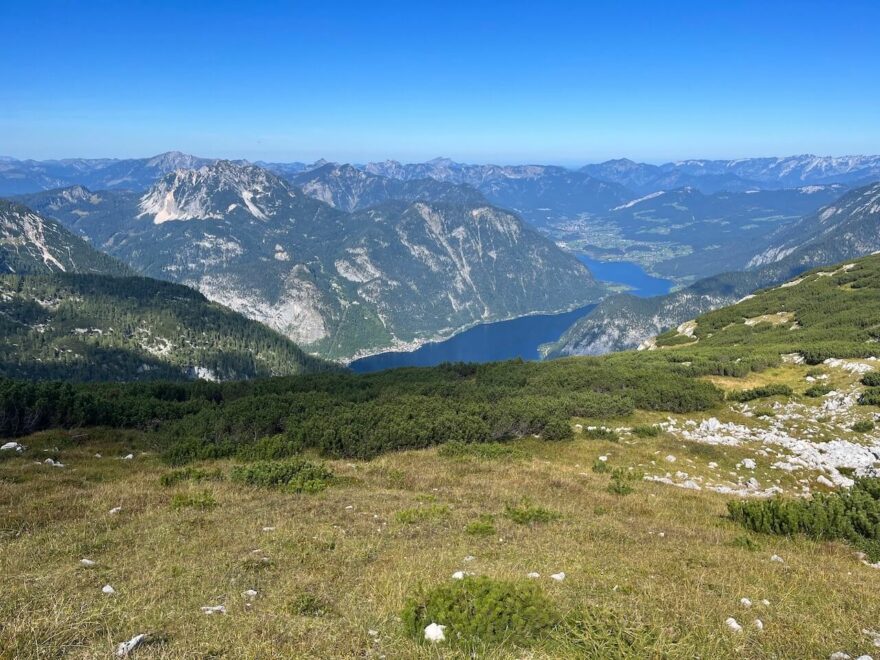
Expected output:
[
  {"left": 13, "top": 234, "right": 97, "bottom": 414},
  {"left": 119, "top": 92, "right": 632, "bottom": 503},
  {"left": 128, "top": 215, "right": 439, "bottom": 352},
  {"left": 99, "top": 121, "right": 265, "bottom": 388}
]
[{"left": 2, "top": 0, "right": 879, "bottom": 164}]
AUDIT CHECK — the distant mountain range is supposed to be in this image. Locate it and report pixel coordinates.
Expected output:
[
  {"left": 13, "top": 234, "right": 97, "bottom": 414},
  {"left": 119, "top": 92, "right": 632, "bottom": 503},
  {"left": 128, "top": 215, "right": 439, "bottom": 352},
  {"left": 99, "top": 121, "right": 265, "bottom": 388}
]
[
  {"left": 544, "top": 181, "right": 880, "bottom": 358},
  {"left": 0, "top": 200, "right": 332, "bottom": 381},
  {"left": 5, "top": 152, "right": 879, "bottom": 198},
  {"left": 18, "top": 161, "right": 604, "bottom": 360},
  {"left": 582, "top": 155, "right": 880, "bottom": 194}
]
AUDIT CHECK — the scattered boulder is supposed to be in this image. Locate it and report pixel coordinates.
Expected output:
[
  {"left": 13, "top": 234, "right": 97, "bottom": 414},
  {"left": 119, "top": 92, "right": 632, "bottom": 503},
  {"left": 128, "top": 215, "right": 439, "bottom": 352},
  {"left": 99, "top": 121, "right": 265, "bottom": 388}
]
[
  {"left": 102, "top": 584, "right": 116, "bottom": 595},
  {"left": 725, "top": 617, "right": 743, "bottom": 632}
]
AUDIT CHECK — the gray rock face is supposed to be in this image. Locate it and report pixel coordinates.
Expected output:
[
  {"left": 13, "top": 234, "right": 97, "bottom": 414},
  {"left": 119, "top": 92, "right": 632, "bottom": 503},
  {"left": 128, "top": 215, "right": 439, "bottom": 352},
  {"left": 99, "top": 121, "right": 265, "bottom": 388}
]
[{"left": 21, "top": 161, "right": 604, "bottom": 360}]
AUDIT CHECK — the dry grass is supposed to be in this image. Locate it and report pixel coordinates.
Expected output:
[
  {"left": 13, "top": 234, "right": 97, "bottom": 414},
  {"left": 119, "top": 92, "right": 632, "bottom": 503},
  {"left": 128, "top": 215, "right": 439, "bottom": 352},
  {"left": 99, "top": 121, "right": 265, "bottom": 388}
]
[{"left": 2, "top": 392, "right": 880, "bottom": 658}]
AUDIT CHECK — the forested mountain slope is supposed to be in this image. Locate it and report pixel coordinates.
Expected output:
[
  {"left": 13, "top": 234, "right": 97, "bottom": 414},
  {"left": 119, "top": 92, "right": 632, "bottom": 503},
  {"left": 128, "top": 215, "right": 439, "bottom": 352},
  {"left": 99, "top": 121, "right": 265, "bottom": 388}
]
[{"left": 0, "top": 273, "right": 333, "bottom": 381}]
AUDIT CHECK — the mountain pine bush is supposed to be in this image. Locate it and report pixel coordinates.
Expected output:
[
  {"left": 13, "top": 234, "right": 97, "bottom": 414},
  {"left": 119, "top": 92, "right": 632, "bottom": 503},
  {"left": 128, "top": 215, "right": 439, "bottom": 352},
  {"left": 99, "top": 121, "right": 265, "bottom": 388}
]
[{"left": 402, "top": 576, "right": 560, "bottom": 646}]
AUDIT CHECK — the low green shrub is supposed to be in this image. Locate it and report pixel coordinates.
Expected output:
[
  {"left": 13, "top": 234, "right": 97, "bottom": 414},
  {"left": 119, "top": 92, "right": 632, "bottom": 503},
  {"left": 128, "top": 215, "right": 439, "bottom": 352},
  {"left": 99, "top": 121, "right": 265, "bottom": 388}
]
[
  {"left": 607, "top": 467, "right": 642, "bottom": 496},
  {"left": 727, "top": 384, "right": 792, "bottom": 403},
  {"left": 728, "top": 477, "right": 880, "bottom": 560},
  {"left": 804, "top": 384, "right": 832, "bottom": 398},
  {"left": 862, "top": 373, "right": 880, "bottom": 387},
  {"left": 170, "top": 489, "right": 217, "bottom": 510},
  {"left": 229, "top": 458, "right": 333, "bottom": 493},
  {"left": 288, "top": 592, "right": 332, "bottom": 617},
  {"left": 852, "top": 420, "right": 876, "bottom": 433},
  {"left": 504, "top": 502, "right": 560, "bottom": 525},
  {"left": 465, "top": 515, "right": 496, "bottom": 537},
  {"left": 541, "top": 418, "right": 574, "bottom": 441},
  {"left": 160, "top": 466, "right": 224, "bottom": 487},
  {"left": 592, "top": 458, "right": 610, "bottom": 474},
  {"left": 860, "top": 388, "right": 880, "bottom": 406},
  {"left": 402, "top": 576, "right": 560, "bottom": 646},
  {"left": 630, "top": 425, "right": 660, "bottom": 438}
]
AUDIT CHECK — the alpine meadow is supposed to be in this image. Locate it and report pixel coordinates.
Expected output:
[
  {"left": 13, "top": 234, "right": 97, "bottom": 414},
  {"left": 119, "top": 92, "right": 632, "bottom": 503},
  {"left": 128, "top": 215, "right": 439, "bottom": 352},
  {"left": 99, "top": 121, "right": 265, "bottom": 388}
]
[{"left": 3, "top": 2, "right": 880, "bottom": 659}]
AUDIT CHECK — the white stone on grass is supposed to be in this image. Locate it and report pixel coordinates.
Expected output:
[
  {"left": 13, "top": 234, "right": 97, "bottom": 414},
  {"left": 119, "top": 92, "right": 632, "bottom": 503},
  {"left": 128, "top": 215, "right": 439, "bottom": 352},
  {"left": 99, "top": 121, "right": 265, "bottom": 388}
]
[
  {"left": 102, "top": 584, "right": 116, "bottom": 595},
  {"left": 424, "top": 622, "right": 446, "bottom": 642},
  {"left": 665, "top": 455, "right": 677, "bottom": 463},
  {"left": 122, "top": 454, "right": 134, "bottom": 460},
  {"left": 770, "top": 554, "right": 784, "bottom": 563},
  {"left": 109, "top": 507, "right": 122, "bottom": 515},
  {"left": 80, "top": 558, "right": 96, "bottom": 567},
  {"left": 116, "top": 633, "right": 147, "bottom": 657},
  {"left": 1, "top": 442, "right": 24, "bottom": 452},
  {"left": 243, "top": 589, "right": 258, "bottom": 599},
  {"left": 754, "top": 618, "right": 764, "bottom": 631},
  {"left": 725, "top": 617, "right": 743, "bottom": 632},
  {"left": 527, "top": 572, "right": 540, "bottom": 578},
  {"left": 550, "top": 572, "right": 566, "bottom": 581},
  {"left": 201, "top": 605, "right": 226, "bottom": 615},
  {"left": 740, "top": 598, "right": 752, "bottom": 608},
  {"left": 741, "top": 458, "right": 756, "bottom": 470}
]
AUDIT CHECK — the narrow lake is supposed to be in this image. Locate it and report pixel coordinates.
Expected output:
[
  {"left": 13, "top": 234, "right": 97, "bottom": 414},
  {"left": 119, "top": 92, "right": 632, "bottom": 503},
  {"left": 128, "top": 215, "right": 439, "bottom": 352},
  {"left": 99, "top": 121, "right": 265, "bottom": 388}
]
[{"left": 349, "top": 258, "right": 673, "bottom": 373}]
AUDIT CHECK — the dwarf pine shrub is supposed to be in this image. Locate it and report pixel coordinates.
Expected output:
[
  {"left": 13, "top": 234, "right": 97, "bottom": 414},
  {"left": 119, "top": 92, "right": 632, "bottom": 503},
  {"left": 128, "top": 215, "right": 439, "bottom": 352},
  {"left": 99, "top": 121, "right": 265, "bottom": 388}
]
[
  {"left": 860, "top": 388, "right": 880, "bottom": 406},
  {"left": 728, "top": 477, "right": 880, "bottom": 560},
  {"left": 229, "top": 458, "right": 333, "bottom": 493},
  {"left": 727, "top": 384, "right": 792, "bottom": 403},
  {"left": 862, "top": 373, "right": 880, "bottom": 387},
  {"left": 402, "top": 576, "right": 560, "bottom": 646},
  {"left": 631, "top": 425, "right": 660, "bottom": 438},
  {"left": 465, "top": 515, "right": 496, "bottom": 536},
  {"left": 504, "top": 502, "right": 560, "bottom": 525},
  {"left": 804, "top": 384, "right": 832, "bottom": 397},
  {"left": 852, "top": 420, "right": 875, "bottom": 433}
]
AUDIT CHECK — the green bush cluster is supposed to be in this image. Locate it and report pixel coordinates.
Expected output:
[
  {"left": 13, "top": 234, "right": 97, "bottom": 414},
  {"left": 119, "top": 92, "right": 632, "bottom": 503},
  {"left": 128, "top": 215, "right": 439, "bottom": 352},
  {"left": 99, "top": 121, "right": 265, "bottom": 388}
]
[
  {"left": 862, "top": 373, "right": 880, "bottom": 387},
  {"left": 402, "top": 576, "right": 560, "bottom": 646},
  {"left": 229, "top": 459, "right": 333, "bottom": 493},
  {"left": 728, "top": 477, "right": 880, "bottom": 560},
  {"left": 852, "top": 420, "right": 876, "bottom": 433},
  {"left": 727, "top": 384, "right": 792, "bottom": 402},
  {"left": 804, "top": 384, "right": 832, "bottom": 397},
  {"left": 0, "top": 354, "right": 723, "bottom": 465},
  {"left": 860, "top": 388, "right": 880, "bottom": 407}
]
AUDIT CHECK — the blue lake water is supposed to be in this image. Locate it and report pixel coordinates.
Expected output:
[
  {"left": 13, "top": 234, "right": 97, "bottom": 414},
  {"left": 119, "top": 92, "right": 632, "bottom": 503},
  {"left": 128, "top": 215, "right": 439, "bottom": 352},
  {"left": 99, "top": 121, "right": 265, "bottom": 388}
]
[
  {"left": 576, "top": 255, "right": 674, "bottom": 298},
  {"left": 349, "top": 257, "right": 674, "bottom": 373}
]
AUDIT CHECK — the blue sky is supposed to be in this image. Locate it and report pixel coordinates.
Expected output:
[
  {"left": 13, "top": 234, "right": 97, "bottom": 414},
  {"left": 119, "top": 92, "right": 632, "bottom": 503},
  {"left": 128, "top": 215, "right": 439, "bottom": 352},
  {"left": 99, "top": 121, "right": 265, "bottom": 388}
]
[{"left": 2, "top": 1, "right": 879, "bottom": 164}]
